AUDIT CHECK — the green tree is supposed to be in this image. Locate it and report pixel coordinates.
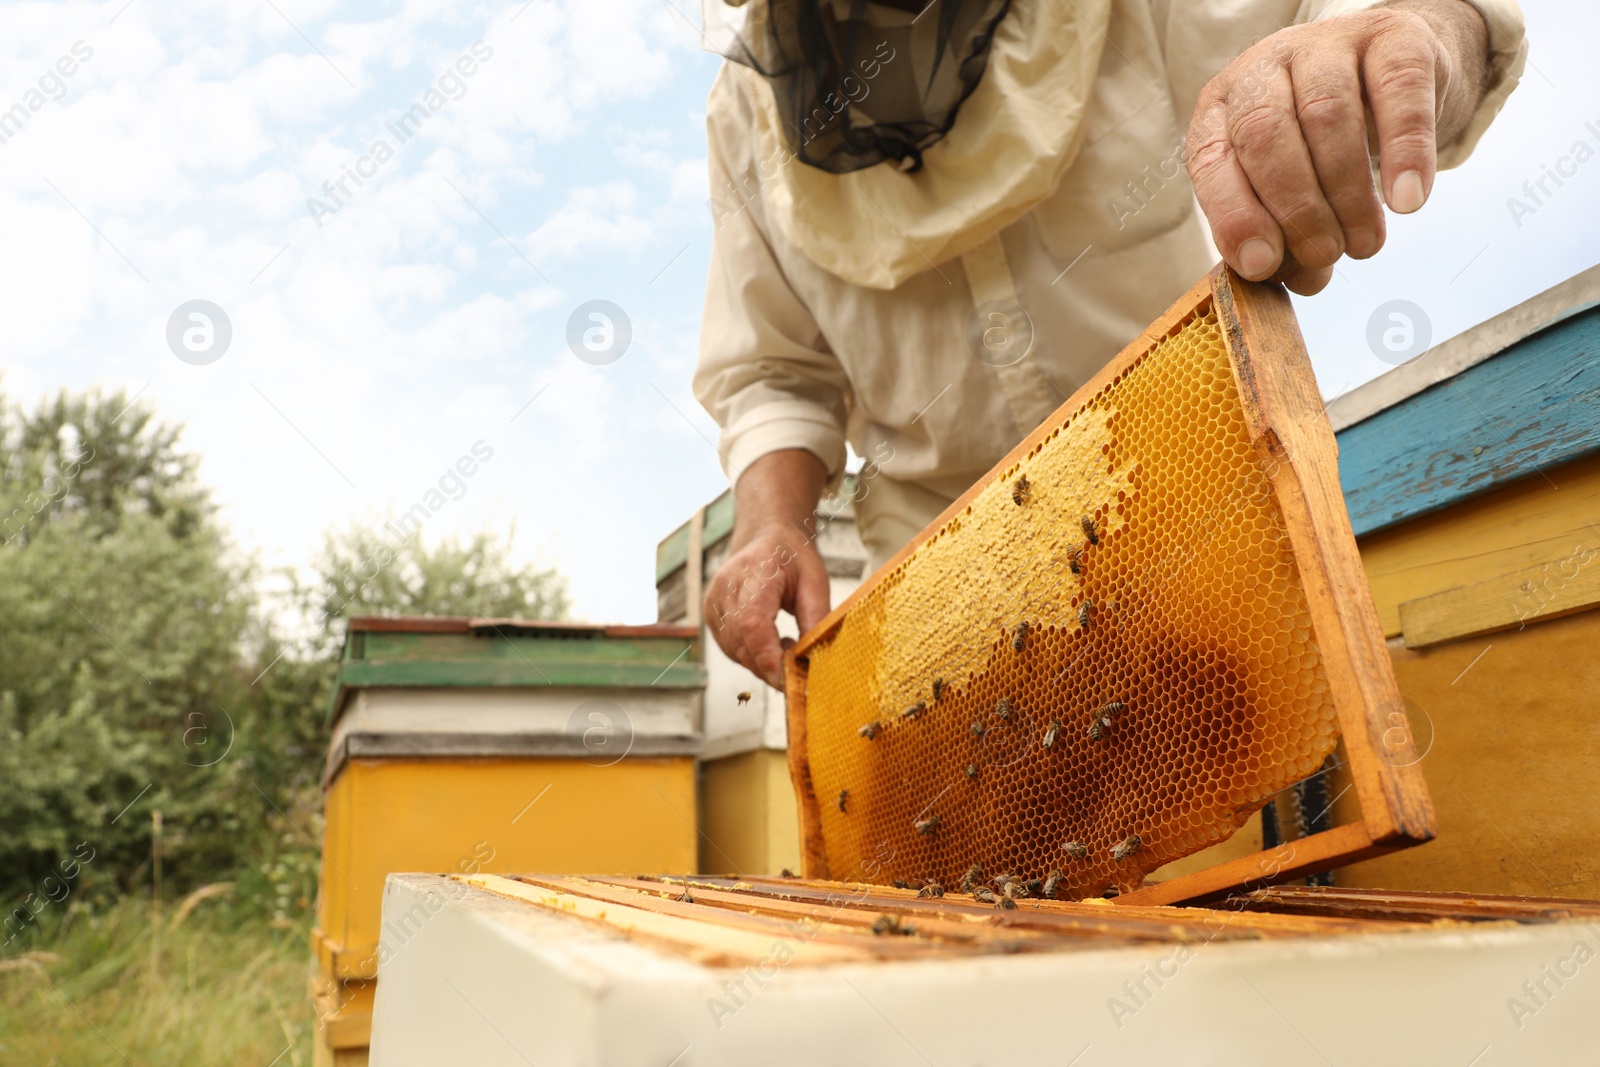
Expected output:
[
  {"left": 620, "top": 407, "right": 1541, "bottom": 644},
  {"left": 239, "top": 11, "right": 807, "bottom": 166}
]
[
  {"left": 0, "top": 387, "right": 574, "bottom": 930},
  {"left": 0, "top": 388, "right": 252, "bottom": 911},
  {"left": 303, "top": 525, "right": 570, "bottom": 652}
]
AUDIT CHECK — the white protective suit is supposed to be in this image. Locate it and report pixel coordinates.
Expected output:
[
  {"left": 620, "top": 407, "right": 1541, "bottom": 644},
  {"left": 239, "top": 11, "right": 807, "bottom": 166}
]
[{"left": 693, "top": 0, "right": 1527, "bottom": 571}]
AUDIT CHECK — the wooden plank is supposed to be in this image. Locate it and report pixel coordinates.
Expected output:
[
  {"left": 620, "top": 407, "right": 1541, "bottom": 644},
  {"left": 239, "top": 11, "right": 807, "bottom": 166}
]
[
  {"left": 1116, "top": 823, "right": 1399, "bottom": 908},
  {"left": 457, "top": 874, "right": 871, "bottom": 967},
  {"left": 784, "top": 652, "right": 831, "bottom": 880},
  {"left": 1356, "top": 450, "right": 1600, "bottom": 637},
  {"left": 1399, "top": 543, "right": 1600, "bottom": 648},
  {"left": 656, "top": 489, "right": 735, "bottom": 583},
  {"left": 333, "top": 657, "right": 706, "bottom": 691},
  {"left": 635, "top": 875, "right": 1421, "bottom": 939},
  {"left": 1335, "top": 303, "right": 1600, "bottom": 537},
  {"left": 1214, "top": 270, "right": 1436, "bottom": 847},
  {"left": 347, "top": 615, "right": 474, "bottom": 634},
  {"left": 1226, "top": 885, "right": 1600, "bottom": 924}
]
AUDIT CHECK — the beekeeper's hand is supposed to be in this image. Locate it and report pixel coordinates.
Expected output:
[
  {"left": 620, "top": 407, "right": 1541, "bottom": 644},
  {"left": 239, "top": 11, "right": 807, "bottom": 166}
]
[
  {"left": 704, "top": 449, "right": 831, "bottom": 690},
  {"left": 1186, "top": 0, "right": 1489, "bottom": 296}
]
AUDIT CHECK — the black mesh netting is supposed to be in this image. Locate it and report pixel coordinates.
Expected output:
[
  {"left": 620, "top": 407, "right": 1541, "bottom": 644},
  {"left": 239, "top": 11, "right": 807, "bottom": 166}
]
[{"left": 710, "top": 0, "right": 1012, "bottom": 173}]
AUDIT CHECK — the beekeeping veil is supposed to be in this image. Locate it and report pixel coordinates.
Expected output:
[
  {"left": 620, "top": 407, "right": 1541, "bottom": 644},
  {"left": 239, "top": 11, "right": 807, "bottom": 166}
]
[{"left": 704, "top": 0, "right": 1113, "bottom": 290}]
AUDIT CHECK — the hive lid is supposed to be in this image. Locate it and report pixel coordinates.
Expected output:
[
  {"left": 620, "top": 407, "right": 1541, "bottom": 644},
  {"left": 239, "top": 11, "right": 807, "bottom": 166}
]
[{"left": 784, "top": 267, "right": 1435, "bottom": 907}]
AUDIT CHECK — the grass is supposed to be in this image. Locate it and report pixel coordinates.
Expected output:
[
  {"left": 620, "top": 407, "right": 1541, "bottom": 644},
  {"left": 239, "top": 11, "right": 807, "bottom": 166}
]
[{"left": 0, "top": 889, "right": 315, "bottom": 1066}]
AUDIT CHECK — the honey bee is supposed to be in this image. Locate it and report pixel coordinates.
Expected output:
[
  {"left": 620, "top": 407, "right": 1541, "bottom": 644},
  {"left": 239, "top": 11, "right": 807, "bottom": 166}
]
[
  {"left": 1062, "top": 841, "right": 1089, "bottom": 860},
  {"left": 992, "top": 872, "right": 1018, "bottom": 891},
  {"left": 915, "top": 815, "right": 940, "bottom": 835},
  {"left": 673, "top": 877, "right": 693, "bottom": 904},
  {"left": 972, "top": 886, "right": 1000, "bottom": 905},
  {"left": 1012, "top": 474, "right": 1032, "bottom": 506},
  {"left": 1043, "top": 719, "right": 1062, "bottom": 750},
  {"left": 780, "top": 868, "right": 798, "bottom": 878},
  {"left": 1024, "top": 878, "right": 1044, "bottom": 899},
  {"left": 997, "top": 894, "right": 1018, "bottom": 910},
  {"left": 1066, "top": 543, "right": 1085, "bottom": 575},
  {"left": 838, "top": 789, "right": 850, "bottom": 813},
  {"left": 996, "top": 697, "right": 1013, "bottom": 721},
  {"left": 1012, "top": 621, "right": 1029, "bottom": 652},
  {"left": 871, "top": 914, "right": 914, "bottom": 936},
  {"left": 736, "top": 691, "right": 751, "bottom": 705},
  {"left": 960, "top": 865, "right": 984, "bottom": 892},
  {"left": 858, "top": 722, "right": 881, "bottom": 740},
  {"left": 1003, "top": 881, "right": 1028, "bottom": 902},
  {"left": 1041, "top": 869, "right": 1064, "bottom": 899},
  {"left": 917, "top": 881, "right": 945, "bottom": 899},
  {"left": 901, "top": 700, "right": 927, "bottom": 721},
  {"left": 931, "top": 678, "right": 946, "bottom": 702},
  {"left": 965, "top": 764, "right": 978, "bottom": 780},
  {"left": 1112, "top": 835, "right": 1142, "bottom": 863},
  {"left": 1080, "top": 514, "right": 1099, "bottom": 545},
  {"left": 1101, "top": 700, "right": 1127, "bottom": 720},
  {"left": 1078, "top": 600, "right": 1094, "bottom": 629},
  {"left": 892, "top": 879, "right": 910, "bottom": 889},
  {"left": 1088, "top": 718, "right": 1106, "bottom": 742},
  {"left": 970, "top": 721, "right": 986, "bottom": 738}
]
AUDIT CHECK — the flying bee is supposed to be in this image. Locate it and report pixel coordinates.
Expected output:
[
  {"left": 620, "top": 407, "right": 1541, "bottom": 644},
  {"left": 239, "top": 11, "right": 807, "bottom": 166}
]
[
  {"left": 915, "top": 816, "right": 940, "bottom": 835},
  {"left": 1012, "top": 474, "right": 1032, "bottom": 506},
  {"left": 901, "top": 700, "right": 927, "bottom": 721},
  {"left": 1079, "top": 514, "right": 1099, "bottom": 545},
  {"left": 1078, "top": 600, "right": 1094, "bottom": 630},
  {"left": 1066, "top": 543, "right": 1085, "bottom": 575},
  {"left": 858, "top": 722, "right": 881, "bottom": 740},
  {"left": 1101, "top": 700, "right": 1127, "bottom": 720},
  {"left": 918, "top": 881, "right": 945, "bottom": 899},
  {"left": 1063, "top": 841, "right": 1089, "bottom": 860},
  {"left": 960, "top": 865, "right": 984, "bottom": 893},
  {"left": 838, "top": 789, "right": 850, "bottom": 813},
  {"left": 1041, "top": 869, "right": 1064, "bottom": 899},
  {"left": 965, "top": 764, "right": 978, "bottom": 780},
  {"left": 1112, "top": 835, "right": 1142, "bottom": 863},
  {"left": 931, "top": 678, "right": 946, "bottom": 702},
  {"left": 996, "top": 698, "right": 1013, "bottom": 721},
  {"left": 970, "top": 721, "right": 986, "bottom": 739},
  {"left": 1088, "top": 718, "right": 1106, "bottom": 742},
  {"left": 736, "top": 691, "right": 751, "bottom": 705},
  {"left": 871, "top": 914, "right": 913, "bottom": 936},
  {"left": 1043, "top": 719, "right": 1062, "bottom": 750},
  {"left": 1012, "top": 621, "right": 1029, "bottom": 652}
]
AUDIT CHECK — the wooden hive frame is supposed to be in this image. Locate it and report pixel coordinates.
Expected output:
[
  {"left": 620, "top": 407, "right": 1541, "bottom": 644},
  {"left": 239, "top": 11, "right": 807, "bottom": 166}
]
[{"left": 784, "top": 266, "right": 1436, "bottom": 907}]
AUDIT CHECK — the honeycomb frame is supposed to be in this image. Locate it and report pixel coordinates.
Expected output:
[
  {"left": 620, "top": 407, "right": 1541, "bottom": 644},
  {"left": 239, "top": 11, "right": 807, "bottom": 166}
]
[{"left": 784, "top": 267, "right": 1436, "bottom": 908}]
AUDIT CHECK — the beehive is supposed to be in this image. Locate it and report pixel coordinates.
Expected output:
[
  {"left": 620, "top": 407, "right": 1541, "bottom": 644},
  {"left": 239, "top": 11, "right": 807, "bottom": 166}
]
[{"left": 785, "top": 268, "right": 1436, "bottom": 906}]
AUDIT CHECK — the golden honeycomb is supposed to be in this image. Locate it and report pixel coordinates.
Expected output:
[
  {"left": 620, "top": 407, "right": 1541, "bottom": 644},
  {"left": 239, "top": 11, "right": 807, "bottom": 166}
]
[{"left": 798, "top": 302, "right": 1340, "bottom": 899}]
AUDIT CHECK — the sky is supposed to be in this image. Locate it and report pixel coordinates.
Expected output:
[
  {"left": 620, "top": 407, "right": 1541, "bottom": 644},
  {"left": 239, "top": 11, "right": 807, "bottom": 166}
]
[{"left": 1, "top": 0, "right": 1596, "bottom": 626}]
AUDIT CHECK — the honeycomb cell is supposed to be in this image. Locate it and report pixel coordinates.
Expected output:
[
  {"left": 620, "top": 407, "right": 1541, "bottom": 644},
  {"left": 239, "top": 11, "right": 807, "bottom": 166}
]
[{"left": 796, "top": 303, "right": 1340, "bottom": 900}]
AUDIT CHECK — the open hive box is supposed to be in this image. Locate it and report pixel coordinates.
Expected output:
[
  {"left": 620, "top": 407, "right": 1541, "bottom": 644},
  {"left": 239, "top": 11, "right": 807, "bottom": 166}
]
[
  {"left": 785, "top": 267, "right": 1436, "bottom": 906},
  {"left": 370, "top": 871, "right": 1600, "bottom": 1064}
]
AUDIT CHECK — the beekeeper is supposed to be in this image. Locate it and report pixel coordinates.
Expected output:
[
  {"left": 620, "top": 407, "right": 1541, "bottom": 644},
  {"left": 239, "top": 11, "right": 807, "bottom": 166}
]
[{"left": 693, "top": 0, "right": 1526, "bottom": 687}]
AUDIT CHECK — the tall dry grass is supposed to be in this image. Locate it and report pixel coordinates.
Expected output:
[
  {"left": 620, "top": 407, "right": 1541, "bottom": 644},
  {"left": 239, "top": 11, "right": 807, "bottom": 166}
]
[{"left": 0, "top": 886, "right": 314, "bottom": 1066}]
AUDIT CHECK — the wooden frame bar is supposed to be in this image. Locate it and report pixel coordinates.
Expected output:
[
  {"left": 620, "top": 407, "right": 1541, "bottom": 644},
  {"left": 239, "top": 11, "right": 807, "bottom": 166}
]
[{"left": 784, "top": 266, "right": 1436, "bottom": 907}]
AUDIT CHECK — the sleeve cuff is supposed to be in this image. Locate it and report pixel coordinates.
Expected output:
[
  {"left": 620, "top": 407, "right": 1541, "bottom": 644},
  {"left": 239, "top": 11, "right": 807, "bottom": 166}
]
[
  {"left": 719, "top": 400, "right": 849, "bottom": 488},
  {"left": 1314, "top": 0, "right": 1527, "bottom": 169}
]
